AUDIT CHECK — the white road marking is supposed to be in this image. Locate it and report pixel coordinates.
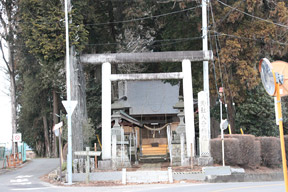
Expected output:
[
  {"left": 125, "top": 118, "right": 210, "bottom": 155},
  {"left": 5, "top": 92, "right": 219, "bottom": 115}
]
[
  {"left": 10, "top": 179, "right": 29, "bottom": 183},
  {"left": 10, "top": 176, "right": 33, "bottom": 187},
  {"left": 16, "top": 175, "right": 33, "bottom": 179},
  {"left": 11, "top": 182, "right": 32, "bottom": 185},
  {"left": 11, "top": 187, "right": 53, "bottom": 191}
]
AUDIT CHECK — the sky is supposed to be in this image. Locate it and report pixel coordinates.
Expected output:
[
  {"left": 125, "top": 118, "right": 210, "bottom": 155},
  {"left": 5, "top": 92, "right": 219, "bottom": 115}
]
[{"left": 0, "top": 49, "right": 12, "bottom": 147}]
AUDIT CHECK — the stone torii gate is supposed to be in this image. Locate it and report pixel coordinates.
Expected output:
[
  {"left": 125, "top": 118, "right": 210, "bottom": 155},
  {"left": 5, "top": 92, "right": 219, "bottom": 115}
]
[{"left": 80, "top": 50, "right": 213, "bottom": 165}]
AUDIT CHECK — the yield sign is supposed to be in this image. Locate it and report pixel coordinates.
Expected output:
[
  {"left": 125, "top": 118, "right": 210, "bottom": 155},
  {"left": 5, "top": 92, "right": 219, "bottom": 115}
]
[{"left": 62, "top": 100, "right": 78, "bottom": 115}]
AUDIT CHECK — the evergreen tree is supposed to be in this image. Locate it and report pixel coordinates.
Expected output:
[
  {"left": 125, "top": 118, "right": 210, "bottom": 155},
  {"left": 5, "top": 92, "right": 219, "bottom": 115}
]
[
  {"left": 235, "top": 86, "right": 285, "bottom": 136},
  {"left": 209, "top": 0, "right": 288, "bottom": 132},
  {"left": 17, "top": 0, "right": 87, "bottom": 156}
]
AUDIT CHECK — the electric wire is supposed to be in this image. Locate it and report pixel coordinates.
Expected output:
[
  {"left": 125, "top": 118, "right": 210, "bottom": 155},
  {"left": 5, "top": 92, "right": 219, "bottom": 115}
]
[
  {"left": 209, "top": 2, "right": 232, "bottom": 120},
  {"left": 85, "top": 5, "right": 201, "bottom": 26},
  {"left": 216, "top": 0, "right": 288, "bottom": 29},
  {"left": 210, "top": 5, "right": 232, "bottom": 103},
  {"left": 209, "top": 3, "right": 226, "bottom": 105},
  {"left": 214, "top": 0, "right": 245, "bottom": 28},
  {"left": 17, "top": 5, "right": 201, "bottom": 26},
  {"left": 210, "top": 2, "right": 236, "bottom": 104},
  {"left": 209, "top": 30, "right": 288, "bottom": 46},
  {"left": 207, "top": 4, "right": 219, "bottom": 97},
  {"left": 83, "top": 36, "right": 203, "bottom": 47}
]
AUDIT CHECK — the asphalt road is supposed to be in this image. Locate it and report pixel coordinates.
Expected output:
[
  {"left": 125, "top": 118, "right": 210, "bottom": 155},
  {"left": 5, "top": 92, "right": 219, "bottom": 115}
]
[
  {"left": 0, "top": 158, "right": 59, "bottom": 191},
  {"left": 0, "top": 158, "right": 285, "bottom": 192}
]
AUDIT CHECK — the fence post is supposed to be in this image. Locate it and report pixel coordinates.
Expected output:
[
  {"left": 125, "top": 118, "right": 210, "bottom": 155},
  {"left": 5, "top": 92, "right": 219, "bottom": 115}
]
[
  {"left": 168, "top": 167, "right": 173, "bottom": 183},
  {"left": 122, "top": 168, "right": 126, "bottom": 184}
]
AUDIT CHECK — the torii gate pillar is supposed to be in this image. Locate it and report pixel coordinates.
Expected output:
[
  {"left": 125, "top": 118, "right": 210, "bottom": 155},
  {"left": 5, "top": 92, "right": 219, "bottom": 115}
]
[
  {"left": 182, "top": 59, "right": 195, "bottom": 157},
  {"left": 102, "top": 62, "right": 112, "bottom": 160}
]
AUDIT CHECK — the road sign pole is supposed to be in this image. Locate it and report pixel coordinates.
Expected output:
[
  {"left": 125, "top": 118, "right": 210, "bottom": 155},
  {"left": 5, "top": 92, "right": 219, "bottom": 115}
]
[
  {"left": 13, "top": 142, "right": 15, "bottom": 159},
  {"left": 59, "top": 128, "right": 62, "bottom": 182},
  {"left": 221, "top": 128, "right": 225, "bottom": 167},
  {"left": 276, "top": 82, "right": 288, "bottom": 192},
  {"left": 64, "top": 0, "right": 72, "bottom": 184}
]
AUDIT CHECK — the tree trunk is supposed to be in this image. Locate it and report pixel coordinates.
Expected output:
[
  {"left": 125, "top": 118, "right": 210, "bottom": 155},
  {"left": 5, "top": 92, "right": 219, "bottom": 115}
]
[
  {"left": 227, "top": 96, "right": 236, "bottom": 133},
  {"left": 52, "top": 89, "right": 59, "bottom": 157},
  {"left": 7, "top": 42, "right": 17, "bottom": 154},
  {"left": 71, "top": 47, "right": 87, "bottom": 158},
  {"left": 43, "top": 115, "right": 51, "bottom": 157}
]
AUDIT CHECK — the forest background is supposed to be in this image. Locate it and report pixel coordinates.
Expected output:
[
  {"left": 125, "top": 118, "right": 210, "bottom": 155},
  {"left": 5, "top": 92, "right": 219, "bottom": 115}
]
[{"left": 1, "top": 0, "right": 288, "bottom": 157}]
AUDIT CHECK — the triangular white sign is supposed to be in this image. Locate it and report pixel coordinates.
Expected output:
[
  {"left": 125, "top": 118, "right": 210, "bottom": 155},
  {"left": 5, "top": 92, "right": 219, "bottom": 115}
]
[{"left": 62, "top": 100, "right": 78, "bottom": 115}]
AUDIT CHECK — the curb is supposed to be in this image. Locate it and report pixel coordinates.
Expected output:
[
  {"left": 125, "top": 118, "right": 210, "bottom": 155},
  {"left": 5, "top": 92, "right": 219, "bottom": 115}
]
[{"left": 206, "top": 172, "right": 283, "bottom": 183}]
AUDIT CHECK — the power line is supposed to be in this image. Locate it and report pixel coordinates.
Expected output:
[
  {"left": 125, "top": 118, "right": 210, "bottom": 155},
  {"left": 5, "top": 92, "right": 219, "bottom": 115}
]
[
  {"left": 216, "top": 0, "right": 288, "bottom": 29},
  {"left": 209, "top": 2, "right": 233, "bottom": 117},
  {"left": 209, "top": 30, "right": 288, "bottom": 46},
  {"left": 85, "top": 5, "right": 201, "bottom": 26},
  {"left": 17, "top": 5, "right": 201, "bottom": 26},
  {"left": 13, "top": 35, "right": 202, "bottom": 50},
  {"left": 83, "top": 36, "right": 203, "bottom": 47},
  {"left": 210, "top": 1, "right": 288, "bottom": 108},
  {"left": 211, "top": 0, "right": 245, "bottom": 29},
  {"left": 207, "top": 4, "right": 219, "bottom": 98},
  {"left": 209, "top": 3, "right": 225, "bottom": 100}
]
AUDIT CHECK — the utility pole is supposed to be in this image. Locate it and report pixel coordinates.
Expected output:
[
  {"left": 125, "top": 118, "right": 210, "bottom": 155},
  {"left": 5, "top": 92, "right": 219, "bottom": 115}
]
[
  {"left": 63, "top": 0, "right": 76, "bottom": 184},
  {"left": 202, "top": 0, "right": 211, "bottom": 142}
]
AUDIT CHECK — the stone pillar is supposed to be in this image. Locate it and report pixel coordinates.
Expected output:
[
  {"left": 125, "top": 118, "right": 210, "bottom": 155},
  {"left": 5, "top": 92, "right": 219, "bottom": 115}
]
[
  {"left": 198, "top": 91, "right": 210, "bottom": 156},
  {"left": 102, "top": 62, "right": 111, "bottom": 160},
  {"left": 112, "top": 135, "right": 117, "bottom": 161},
  {"left": 198, "top": 91, "right": 213, "bottom": 165},
  {"left": 180, "top": 133, "right": 185, "bottom": 166},
  {"left": 182, "top": 59, "right": 195, "bottom": 157},
  {"left": 173, "top": 96, "right": 185, "bottom": 143}
]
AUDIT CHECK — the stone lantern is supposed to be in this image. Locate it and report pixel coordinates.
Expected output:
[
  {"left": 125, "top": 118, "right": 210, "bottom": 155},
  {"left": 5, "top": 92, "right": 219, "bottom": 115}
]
[
  {"left": 173, "top": 96, "right": 185, "bottom": 143},
  {"left": 111, "top": 98, "right": 127, "bottom": 141}
]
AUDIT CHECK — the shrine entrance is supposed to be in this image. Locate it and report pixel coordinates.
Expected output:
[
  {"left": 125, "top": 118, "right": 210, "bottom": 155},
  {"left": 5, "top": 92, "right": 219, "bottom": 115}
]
[
  {"left": 140, "top": 124, "right": 169, "bottom": 160},
  {"left": 80, "top": 50, "right": 213, "bottom": 168}
]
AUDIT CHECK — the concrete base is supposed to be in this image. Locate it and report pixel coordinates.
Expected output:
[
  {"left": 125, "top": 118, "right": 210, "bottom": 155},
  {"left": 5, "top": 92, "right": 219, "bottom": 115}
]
[
  {"left": 181, "top": 157, "right": 191, "bottom": 166},
  {"left": 197, "top": 156, "right": 213, "bottom": 166},
  {"left": 231, "top": 168, "right": 245, "bottom": 174},
  {"left": 173, "top": 171, "right": 205, "bottom": 181},
  {"left": 112, "top": 158, "right": 131, "bottom": 169},
  {"left": 202, "top": 166, "right": 231, "bottom": 176},
  {"left": 206, "top": 172, "right": 283, "bottom": 183},
  {"left": 98, "top": 160, "right": 112, "bottom": 170}
]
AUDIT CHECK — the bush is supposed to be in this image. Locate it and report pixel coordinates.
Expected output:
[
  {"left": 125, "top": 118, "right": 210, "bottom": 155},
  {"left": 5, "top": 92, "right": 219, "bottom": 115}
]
[
  {"left": 224, "top": 134, "right": 257, "bottom": 168},
  {"left": 210, "top": 138, "right": 240, "bottom": 166},
  {"left": 284, "top": 135, "right": 288, "bottom": 164},
  {"left": 223, "top": 138, "right": 241, "bottom": 166},
  {"left": 210, "top": 138, "right": 221, "bottom": 164},
  {"left": 259, "top": 137, "right": 281, "bottom": 168},
  {"left": 253, "top": 140, "right": 261, "bottom": 168}
]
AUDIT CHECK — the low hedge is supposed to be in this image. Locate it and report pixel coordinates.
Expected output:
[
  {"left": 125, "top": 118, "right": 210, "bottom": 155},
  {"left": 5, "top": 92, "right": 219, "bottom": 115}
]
[
  {"left": 284, "top": 135, "right": 288, "bottom": 163},
  {"left": 210, "top": 137, "right": 240, "bottom": 166},
  {"left": 225, "top": 134, "right": 258, "bottom": 168},
  {"left": 212, "top": 134, "right": 259, "bottom": 168},
  {"left": 259, "top": 137, "right": 281, "bottom": 168},
  {"left": 210, "top": 135, "right": 288, "bottom": 168}
]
